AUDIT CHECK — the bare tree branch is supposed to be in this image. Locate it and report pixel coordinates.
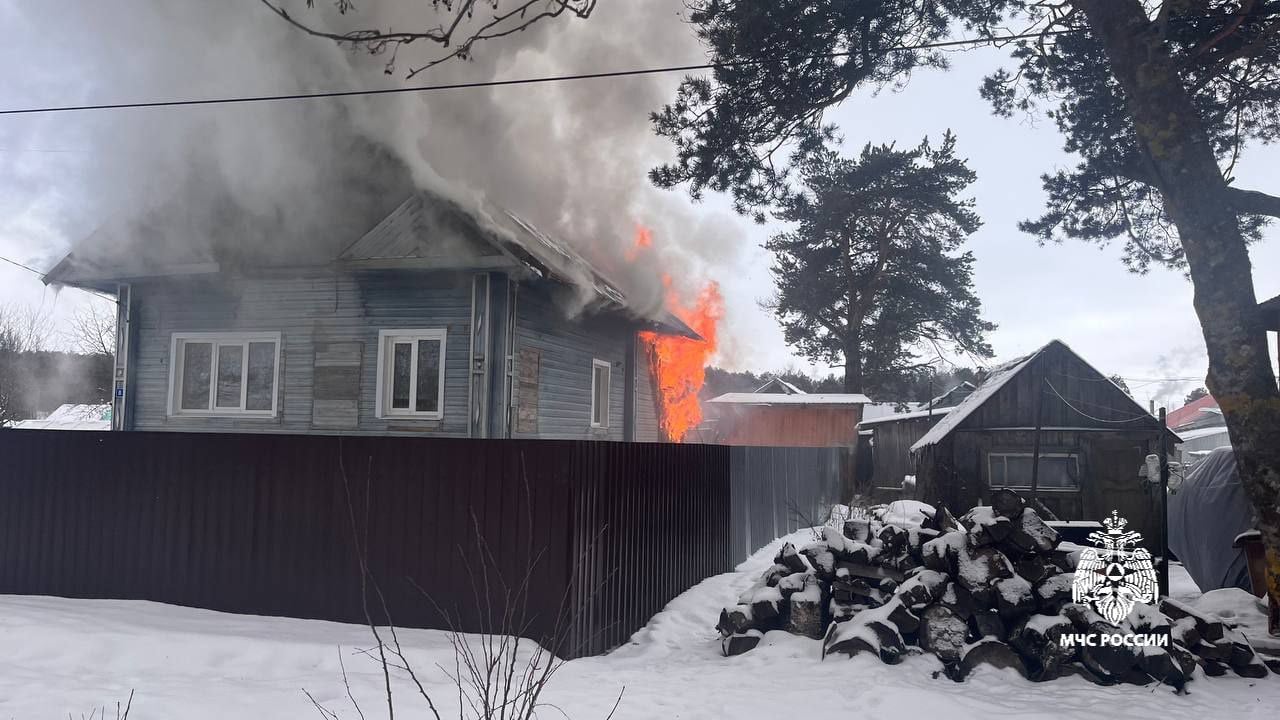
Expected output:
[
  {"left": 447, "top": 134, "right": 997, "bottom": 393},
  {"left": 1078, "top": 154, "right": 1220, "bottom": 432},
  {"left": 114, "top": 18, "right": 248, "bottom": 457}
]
[{"left": 259, "top": 0, "right": 596, "bottom": 78}]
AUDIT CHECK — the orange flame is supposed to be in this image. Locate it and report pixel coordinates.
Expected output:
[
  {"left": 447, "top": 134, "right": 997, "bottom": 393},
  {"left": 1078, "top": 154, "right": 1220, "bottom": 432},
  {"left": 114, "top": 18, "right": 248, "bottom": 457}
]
[
  {"left": 639, "top": 274, "right": 723, "bottom": 443},
  {"left": 625, "top": 225, "right": 653, "bottom": 262}
]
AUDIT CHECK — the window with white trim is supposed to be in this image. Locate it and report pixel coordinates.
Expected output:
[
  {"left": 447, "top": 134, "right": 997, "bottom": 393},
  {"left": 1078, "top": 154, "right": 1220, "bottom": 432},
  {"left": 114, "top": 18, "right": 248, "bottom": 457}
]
[
  {"left": 988, "top": 452, "right": 1080, "bottom": 491},
  {"left": 590, "top": 359, "right": 611, "bottom": 428},
  {"left": 168, "top": 332, "right": 281, "bottom": 417},
  {"left": 376, "top": 329, "right": 446, "bottom": 419}
]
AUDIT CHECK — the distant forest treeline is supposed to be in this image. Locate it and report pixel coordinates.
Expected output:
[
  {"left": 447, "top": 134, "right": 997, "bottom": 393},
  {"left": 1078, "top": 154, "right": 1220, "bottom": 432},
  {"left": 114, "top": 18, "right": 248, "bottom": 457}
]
[{"left": 701, "top": 366, "right": 982, "bottom": 404}]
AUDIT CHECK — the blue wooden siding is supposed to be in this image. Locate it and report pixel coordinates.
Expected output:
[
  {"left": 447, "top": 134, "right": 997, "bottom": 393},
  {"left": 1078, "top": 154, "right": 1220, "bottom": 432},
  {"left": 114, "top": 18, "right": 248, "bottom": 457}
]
[
  {"left": 634, "top": 342, "right": 661, "bottom": 442},
  {"left": 128, "top": 271, "right": 474, "bottom": 436},
  {"left": 511, "top": 285, "right": 630, "bottom": 441}
]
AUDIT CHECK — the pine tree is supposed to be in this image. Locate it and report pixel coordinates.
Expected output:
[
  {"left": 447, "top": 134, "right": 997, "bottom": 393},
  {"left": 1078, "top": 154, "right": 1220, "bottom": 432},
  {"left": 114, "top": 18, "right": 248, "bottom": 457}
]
[{"left": 766, "top": 135, "right": 994, "bottom": 396}]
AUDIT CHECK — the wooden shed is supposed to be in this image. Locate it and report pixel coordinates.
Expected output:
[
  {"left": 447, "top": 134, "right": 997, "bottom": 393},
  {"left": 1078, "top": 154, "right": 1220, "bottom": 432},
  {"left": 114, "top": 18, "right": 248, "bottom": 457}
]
[
  {"left": 909, "top": 340, "right": 1179, "bottom": 545},
  {"left": 858, "top": 406, "right": 952, "bottom": 501},
  {"left": 705, "top": 392, "right": 870, "bottom": 448}
]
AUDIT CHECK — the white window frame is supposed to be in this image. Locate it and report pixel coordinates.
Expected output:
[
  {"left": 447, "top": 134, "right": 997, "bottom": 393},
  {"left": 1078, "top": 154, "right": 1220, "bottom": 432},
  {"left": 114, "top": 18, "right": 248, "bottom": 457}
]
[
  {"left": 375, "top": 329, "right": 447, "bottom": 420},
  {"left": 590, "top": 358, "right": 611, "bottom": 429},
  {"left": 167, "top": 331, "right": 282, "bottom": 418},
  {"left": 987, "top": 452, "right": 1081, "bottom": 492}
]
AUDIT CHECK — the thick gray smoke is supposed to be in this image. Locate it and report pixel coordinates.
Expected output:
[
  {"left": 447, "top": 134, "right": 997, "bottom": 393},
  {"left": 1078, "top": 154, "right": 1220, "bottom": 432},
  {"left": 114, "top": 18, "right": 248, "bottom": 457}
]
[{"left": 0, "top": 0, "right": 746, "bottom": 320}]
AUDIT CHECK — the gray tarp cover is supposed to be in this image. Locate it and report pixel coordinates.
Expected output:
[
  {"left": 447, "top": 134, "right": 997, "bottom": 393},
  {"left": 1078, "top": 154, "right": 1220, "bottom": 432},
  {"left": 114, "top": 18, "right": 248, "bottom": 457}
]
[{"left": 1168, "top": 446, "right": 1255, "bottom": 592}]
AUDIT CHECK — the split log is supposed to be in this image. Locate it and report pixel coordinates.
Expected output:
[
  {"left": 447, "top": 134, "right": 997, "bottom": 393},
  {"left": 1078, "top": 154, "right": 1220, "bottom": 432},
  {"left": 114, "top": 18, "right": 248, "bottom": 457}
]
[
  {"left": 786, "top": 577, "right": 826, "bottom": 639},
  {"left": 774, "top": 542, "right": 808, "bottom": 574},
  {"left": 823, "top": 616, "right": 907, "bottom": 664},
  {"left": 897, "top": 569, "right": 949, "bottom": 609},
  {"left": 1158, "top": 598, "right": 1226, "bottom": 642},
  {"left": 990, "top": 489, "right": 1025, "bottom": 519},
  {"left": 799, "top": 543, "right": 837, "bottom": 582},
  {"left": 836, "top": 560, "right": 905, "bottom": 584},
  {"left": 994, "top": 575, "right": 1036, "bottom": 621},
  {"left": 947, "top": 639, "right": 1028, "bottom": 682},
  {"left": 1034, "top": 574, "right": 1074, "bottom": 615},
  {"left": 722, "top": 630, "right": 762, "bottom": 657},
  {"left": 749, "top": 586, "right": 783, "bottom": 627},
  {"left": 940, "top": 581, "right": 975, "bottom": 620},
  {"left": 1014, "top": 555, "right": 1050, "bottom": 585},
  {"left": 1137, "top": 646, "right": 1190, "bottom": 690},
  {"left": 971, "top": 609, "right": 1007, "bottom": 641},
  {"left": 716, "top": 605, "right": 756, "bottom": 636},
  {"left": 919, "top": 604, "right": 969, "bottom": 663},
  {"left": 1007, "top": 509, "right": 1059, "bottom": 553},
  {"left": 1009, "top": 614, "right": 1075, "bottom": 681}
]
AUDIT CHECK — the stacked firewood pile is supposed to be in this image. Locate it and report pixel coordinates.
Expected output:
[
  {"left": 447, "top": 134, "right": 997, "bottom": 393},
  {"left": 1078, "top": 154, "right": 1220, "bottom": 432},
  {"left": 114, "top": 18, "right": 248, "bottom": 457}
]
[{"left": 716, "top": 491, "right": 1274, "bottom": 688}]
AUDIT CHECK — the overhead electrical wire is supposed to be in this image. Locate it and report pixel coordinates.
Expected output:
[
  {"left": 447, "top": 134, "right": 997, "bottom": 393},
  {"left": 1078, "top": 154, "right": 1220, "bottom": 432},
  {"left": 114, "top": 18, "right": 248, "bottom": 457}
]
[
  {"left": 0, "top": 27, "right": 1091, "bottom": 117},
  {"left": 1043, "top": 378, "right": 1155, "bottom": 424},
  {"left": 0, "top": 10, "right": 1256, "bottom": 117},
  {"left": 0, "top": 253, "right": 117, "bottom": 303}
]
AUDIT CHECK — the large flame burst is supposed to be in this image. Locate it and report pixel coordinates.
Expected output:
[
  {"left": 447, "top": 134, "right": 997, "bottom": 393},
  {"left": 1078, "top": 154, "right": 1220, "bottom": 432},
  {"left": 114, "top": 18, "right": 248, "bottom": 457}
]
[{"left": 638, "top": 274, "right": 723, "bottom": 443}]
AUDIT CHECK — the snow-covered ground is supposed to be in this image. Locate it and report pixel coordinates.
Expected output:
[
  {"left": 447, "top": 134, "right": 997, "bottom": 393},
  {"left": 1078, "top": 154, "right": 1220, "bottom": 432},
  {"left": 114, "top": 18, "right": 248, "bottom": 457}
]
[{"left": 1, "top": 531, "right": 1276, "bottom": 719}]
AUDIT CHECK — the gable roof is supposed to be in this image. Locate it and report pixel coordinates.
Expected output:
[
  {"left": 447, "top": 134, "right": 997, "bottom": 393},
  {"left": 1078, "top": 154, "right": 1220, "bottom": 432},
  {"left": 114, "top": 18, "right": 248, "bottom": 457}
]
[
  {"left": 910, "top": 339, "right": 1170, "bottom": 452},
  {"left": 45, "top": 189, "right": 700, "bottom": 339},
  {"left": 929, "top": 381, "right": 976, "bottom": 408},
  {"left": 753, "top": 376, "right": 807, "bottom": 394},
  {"left": 1165, "top": 394, "right": 1219, "bottom": 429}
]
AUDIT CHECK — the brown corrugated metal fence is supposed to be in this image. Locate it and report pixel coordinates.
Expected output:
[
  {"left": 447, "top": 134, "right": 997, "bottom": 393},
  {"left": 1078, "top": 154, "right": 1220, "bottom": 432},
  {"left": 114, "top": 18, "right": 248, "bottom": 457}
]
[{"left": 0, "top": 430, "right": 731, "bottom": 658}]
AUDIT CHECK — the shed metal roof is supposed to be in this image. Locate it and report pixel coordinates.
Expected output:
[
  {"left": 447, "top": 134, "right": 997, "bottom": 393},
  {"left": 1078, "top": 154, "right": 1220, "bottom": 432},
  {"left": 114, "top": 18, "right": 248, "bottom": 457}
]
[
  {"left": 707, "top": 392, "right": 871, "bottom": 406},
  {"left": 910, "top": 339, "right": 1167, "bottom": 453}
]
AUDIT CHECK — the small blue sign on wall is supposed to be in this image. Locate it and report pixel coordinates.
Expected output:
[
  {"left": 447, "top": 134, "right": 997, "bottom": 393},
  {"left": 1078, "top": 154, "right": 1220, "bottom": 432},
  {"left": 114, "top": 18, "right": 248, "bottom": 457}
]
[{"left": 115, "top": 388, "right": 124, "bottom": 398}]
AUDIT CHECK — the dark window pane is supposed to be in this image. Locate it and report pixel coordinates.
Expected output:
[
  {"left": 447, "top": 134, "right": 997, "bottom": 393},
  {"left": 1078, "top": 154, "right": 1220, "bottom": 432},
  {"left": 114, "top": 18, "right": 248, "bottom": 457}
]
[
  {"left": 415, "top": 339, "right": 441, "bottom": 412},
  {"left": 1005, "top": 456, "right": 1034, "bottom": 488},
  {"left": 391, "top": 342, "right": 411, "bottom": 410},
  {"left": 990, "top": 456, "right": 1007, "bottom": 487},
  {"left": 593, "top": 365, "right": 609, "bottom": 425},
  {"left": 215, "top": 344, "right": 244, "bottom": 408},
  {"left": 180, "top": 342, "right": 212, "bottom": 410},
  {"left": 246, "top": 342, "right": 276, "bottom": 411},
  {"left": 1039, "top": 457, "right": 1080, "bottom": 489}
]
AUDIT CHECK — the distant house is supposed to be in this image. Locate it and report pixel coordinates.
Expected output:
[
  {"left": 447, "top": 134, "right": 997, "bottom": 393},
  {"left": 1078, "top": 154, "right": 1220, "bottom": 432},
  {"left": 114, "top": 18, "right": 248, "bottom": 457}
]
[
  {"left": 43, "top": 191, "right": 696, "bottom": 440},
  {"left": 705, "top": 390, "right": 870, "bottom": 447},
  {"left": 10, "top": 404, "right": 111, "bottom": 431},
  {"left": 1166, "top": 393, "right": 1230, "bottom": 468},
  {"left": 908, "top": 340, "right": 1179, "bottom": 542}
]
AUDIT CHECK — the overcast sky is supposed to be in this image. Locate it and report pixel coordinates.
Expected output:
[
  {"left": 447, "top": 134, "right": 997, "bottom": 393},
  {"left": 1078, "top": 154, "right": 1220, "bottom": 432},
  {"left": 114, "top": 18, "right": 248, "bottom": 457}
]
[{"left": 1, "top": 1, "right": 1276, "bottom": 412}]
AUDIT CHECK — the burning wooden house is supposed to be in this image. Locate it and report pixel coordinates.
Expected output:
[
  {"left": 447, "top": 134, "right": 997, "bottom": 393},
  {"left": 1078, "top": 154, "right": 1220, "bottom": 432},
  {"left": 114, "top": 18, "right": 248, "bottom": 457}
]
[{"left": 43, "top": 191, "right": 704, "bottom": 441}]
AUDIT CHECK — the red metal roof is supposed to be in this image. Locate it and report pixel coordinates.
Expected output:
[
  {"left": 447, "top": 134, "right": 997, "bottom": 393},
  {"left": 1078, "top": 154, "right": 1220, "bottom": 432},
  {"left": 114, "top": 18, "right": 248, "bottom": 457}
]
[{"left": 1166, "top": 394, "right": 1218, "bottom": 429}]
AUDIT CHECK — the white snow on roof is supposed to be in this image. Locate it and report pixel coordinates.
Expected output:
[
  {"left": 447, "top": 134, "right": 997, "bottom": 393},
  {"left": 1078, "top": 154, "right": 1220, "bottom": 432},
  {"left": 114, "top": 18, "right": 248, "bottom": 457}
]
[
  {"left": 707, "top": 392, "right": 871, "bottom": 406},
  {"left": 1174, "top": 425, "right": 1230, "bottom": 442},
  {"left": 910, "top": 350, "right": 1038, "bottom": 453},
  {"left": 910, "top": 339, "right": 1163, "bottom": 453},
  {"left": 859, "top": 401, "right": 925, "bottom": 421},
  {"left": 928, "top": 381, "right": 975, "bottom": 408},
  {"left": 11, "top": 404, "right": 111, "bottom": 431},
  {"left": 753, "top": 377, "right": 806, "bottom": 395},
  {"left": 858, "top": 405, "right": 955, "bottom": 427}
]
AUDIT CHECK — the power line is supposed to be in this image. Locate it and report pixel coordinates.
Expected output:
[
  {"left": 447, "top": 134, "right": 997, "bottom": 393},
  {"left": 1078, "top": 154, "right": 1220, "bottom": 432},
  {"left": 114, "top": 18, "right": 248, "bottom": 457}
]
[
  {"left": 0, "top": 254, "right": 44, "bottom": 276},
  {"left": 1043, "top": 378, "right": 1154, "bottom": 424},
  {"left": 0, "top": 253, "right": 117, "bottom": 303},
  {"left": 0, "top": 27, "right": 1087, "bottom": 117}
]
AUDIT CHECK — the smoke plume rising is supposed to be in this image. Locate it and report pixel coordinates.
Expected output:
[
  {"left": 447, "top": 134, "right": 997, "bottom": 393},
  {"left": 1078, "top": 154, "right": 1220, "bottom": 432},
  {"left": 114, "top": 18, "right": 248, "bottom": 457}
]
[{"left": 0, "top": 0, "right": 749, "bottom": 326}]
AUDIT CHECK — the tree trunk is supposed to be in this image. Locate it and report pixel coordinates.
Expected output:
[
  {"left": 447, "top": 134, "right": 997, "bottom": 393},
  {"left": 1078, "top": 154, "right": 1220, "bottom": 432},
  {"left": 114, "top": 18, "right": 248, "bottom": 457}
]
[
  {"left": 1075, "top": 0, "right": 1280, "bottom": 634},
  {"left": 842, "top": 327, "right": 864, "bottom": 503}
]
